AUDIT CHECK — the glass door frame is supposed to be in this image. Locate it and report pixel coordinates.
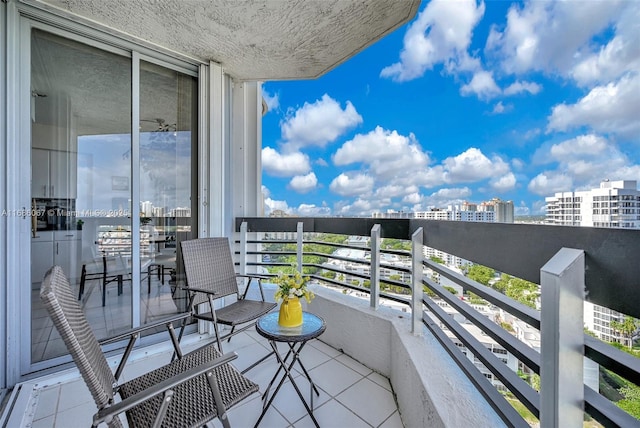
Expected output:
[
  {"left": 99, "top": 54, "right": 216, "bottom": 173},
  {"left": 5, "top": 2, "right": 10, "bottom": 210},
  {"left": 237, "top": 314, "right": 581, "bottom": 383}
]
[{"left": 13, "top": 12, "right": 203, "bottom": 378}]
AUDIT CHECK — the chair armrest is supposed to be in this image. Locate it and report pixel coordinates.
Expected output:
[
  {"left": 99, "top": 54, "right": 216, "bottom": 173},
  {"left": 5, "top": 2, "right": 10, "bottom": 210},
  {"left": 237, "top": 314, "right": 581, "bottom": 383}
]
[
  {"left": 99, "top": 312, "right": 191, "bottom": 345},
  {"left": 183, "top": 286, "right": 219, "bottom": 296},
  {"left": 237, "top": 273, "right": 270, "bottom": 280},
  {"left": 238, "top": 274, "right": 270, "bottom": 301},
  {"left": 92, "top": 352, "right": 238, "bottom": 427},
  {"left": 100, "top": 312, "right": 192, "bottom": 381}
]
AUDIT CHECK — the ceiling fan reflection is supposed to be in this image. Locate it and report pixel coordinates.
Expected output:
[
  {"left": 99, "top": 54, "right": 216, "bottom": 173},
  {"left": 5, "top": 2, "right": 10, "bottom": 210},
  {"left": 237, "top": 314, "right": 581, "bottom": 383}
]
[{"left": 140, "top": 118, "right": 177, "bottom": 132}]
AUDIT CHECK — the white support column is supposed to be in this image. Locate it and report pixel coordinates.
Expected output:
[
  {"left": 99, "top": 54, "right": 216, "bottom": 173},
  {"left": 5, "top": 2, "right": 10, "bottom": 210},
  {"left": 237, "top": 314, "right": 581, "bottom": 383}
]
[
  {"left": 411, "top": 227, "right": 423, "bottom": 335},
  {"left": 230, "top": 80, "right": 261, "bottom": 226},
  {"left": 207, "top": 62, "right": 228, "bottom": 237},
  {"left": 370, "top": 224, "right": 381, "bottom": 309},
  {"left": 540, "top": 248, "right": 585, "bottom": 428},
  {"left": 296, "top": 222, "right": 303, "bottom": 273}
]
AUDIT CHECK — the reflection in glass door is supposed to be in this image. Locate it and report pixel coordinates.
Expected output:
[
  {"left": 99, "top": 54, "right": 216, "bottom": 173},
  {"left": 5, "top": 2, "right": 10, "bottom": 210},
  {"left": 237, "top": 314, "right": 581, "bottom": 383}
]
[
  {"left": 138, "top": 60, "right": 197, "bottom": 328},
  {"left": 30, "top": 29, "right": 132, "bottom": 365},
  {"left": 28, "top": 28, "right": 198, "bottom": 369}
]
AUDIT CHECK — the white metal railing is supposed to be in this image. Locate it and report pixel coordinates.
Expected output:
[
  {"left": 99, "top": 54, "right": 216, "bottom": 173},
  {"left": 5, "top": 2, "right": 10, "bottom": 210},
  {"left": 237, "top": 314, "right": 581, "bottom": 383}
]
[{"left": 236, "top": 219, "right": 639, "bottom": 427}]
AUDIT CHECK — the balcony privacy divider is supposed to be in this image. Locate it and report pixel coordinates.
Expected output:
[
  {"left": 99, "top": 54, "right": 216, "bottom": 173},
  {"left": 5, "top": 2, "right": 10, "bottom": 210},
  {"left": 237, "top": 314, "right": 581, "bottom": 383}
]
[{"left": 235, "top": 217, "right": 640, "bottom": 427}]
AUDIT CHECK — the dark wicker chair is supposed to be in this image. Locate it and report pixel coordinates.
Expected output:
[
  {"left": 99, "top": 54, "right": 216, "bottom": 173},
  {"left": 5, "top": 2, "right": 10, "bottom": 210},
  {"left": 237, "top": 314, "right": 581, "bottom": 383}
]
[
  {"left": 180, "top": 237, "right": 276, "bottom": 352},
  {"left": 41, "top": 266, "right": 258, "bottom": 428}
]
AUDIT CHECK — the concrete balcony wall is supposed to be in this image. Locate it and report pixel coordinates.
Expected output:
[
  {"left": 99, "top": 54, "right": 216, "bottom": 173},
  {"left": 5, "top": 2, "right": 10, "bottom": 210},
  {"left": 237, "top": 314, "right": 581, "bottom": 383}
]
[{"left": 308, "top": 286, "right": 506, "bottom": 428}]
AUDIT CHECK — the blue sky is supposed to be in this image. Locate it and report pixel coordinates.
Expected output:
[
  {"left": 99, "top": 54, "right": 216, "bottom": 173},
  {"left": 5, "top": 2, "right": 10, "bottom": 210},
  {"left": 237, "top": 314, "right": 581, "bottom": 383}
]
[{"left": 261, "top": 0, "right": 640, "bottom": 217}]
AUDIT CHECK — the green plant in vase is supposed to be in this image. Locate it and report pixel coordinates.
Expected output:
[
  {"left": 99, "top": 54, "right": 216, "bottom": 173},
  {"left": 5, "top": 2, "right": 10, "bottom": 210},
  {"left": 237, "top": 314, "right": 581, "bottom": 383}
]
[{"left": 273, "top": 267, "right": 314, "bottom": 327}]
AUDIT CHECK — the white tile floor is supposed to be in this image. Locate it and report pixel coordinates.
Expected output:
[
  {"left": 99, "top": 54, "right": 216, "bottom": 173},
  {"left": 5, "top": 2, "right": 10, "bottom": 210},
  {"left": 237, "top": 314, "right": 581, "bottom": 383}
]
[{"left": 23, "top": 330, "right": 404, "bottom": 428}]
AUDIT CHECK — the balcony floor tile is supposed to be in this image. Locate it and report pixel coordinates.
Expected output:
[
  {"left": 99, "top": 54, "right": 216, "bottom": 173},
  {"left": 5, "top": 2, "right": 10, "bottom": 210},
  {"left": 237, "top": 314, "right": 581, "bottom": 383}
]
[{"left": 15, "top": 331, "right": 402, "bottom": 428}]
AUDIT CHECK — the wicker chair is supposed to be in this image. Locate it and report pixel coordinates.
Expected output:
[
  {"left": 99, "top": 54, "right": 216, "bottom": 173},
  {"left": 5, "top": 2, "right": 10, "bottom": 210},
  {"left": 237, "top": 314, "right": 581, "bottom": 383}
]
[
  {"left": 41, "top": 266, "right": 258, "bottom": 428},
  {"left": 180, "top": 237, "right": 276, "bottom": 352}
]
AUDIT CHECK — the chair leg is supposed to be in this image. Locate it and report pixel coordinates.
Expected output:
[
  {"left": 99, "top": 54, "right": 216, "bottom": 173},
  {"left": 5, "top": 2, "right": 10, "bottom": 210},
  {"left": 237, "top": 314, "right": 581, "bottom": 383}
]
[
  {"left": 226, "top": 326, "right": 236, "bottom": 343},
  {"left": 101, "top": 257, "right": 107, "bottom": 307},
  {"left": 78, "top": 264, "right": 87, "bottom": 300},
  {"left": 209, "top": 295, "right": 223, "bottom": 353},
  {"left": 212, "top": 322, "right": 223, "bottom": 353}
]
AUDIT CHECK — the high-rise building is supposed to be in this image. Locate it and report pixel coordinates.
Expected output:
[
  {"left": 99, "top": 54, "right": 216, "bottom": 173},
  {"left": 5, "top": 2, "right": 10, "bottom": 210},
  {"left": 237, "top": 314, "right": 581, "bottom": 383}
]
[
  {"left": 152, "top": 206, "right": 165, "bottom": 217},
  {"left": 170, "top": 207, "right": 191, "bottom": 217},
  {"left": 140, "top": 200, "right": 153, "bottom": 217},
  {"left": 545, "top": 180, "right": 640, "bottom": 228},
  {"left": 478, "top": 198, "right": 514, "bottom": 223},
  {"left": 546, "top": 180, "right": 640, "bottom": 347}
]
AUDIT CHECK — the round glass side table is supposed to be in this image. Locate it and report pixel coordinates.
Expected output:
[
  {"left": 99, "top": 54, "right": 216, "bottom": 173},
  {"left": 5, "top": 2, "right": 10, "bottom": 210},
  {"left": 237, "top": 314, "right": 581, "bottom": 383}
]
[{"left": 254, "top": 311, "right": 326, "bottom": 428}]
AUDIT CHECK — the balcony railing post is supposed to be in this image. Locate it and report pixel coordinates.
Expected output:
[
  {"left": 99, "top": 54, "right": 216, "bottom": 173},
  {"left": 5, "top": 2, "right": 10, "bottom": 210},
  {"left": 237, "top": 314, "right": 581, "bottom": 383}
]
[
  {"left": 239, "top": 221, "right": 248, "bottom": 277},
  {"left": 370, "top": 224, "right": 381, "bottom": 309},
  {"left": 540, "top": 247, "right": 585, "bottom": 428},
  {"left": 296, "top": 222, "right": 303, "bottom": 274},
  {"left": 411, "top": 227, "right": 423, "bottom": 335}
]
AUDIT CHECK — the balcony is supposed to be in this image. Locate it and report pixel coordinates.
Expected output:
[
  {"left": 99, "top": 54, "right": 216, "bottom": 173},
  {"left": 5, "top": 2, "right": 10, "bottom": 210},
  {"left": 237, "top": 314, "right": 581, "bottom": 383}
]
[
  {"left": 233, "top": 217, "right": 640, "bottom": 427},
  {"left": 3, "top": 217, "right": 639, "bottom": 427}
]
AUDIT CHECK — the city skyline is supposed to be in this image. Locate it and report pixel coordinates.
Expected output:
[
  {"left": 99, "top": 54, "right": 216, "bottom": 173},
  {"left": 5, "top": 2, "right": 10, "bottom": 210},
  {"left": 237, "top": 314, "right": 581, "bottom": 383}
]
[{"left": 260, "top": 0, "right": 640, "bottom": 217}]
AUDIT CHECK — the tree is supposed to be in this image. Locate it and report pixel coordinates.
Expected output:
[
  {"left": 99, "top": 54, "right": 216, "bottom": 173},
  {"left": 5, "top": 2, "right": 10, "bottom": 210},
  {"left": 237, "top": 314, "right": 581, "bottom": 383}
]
[
  {"left": 618, "top": 384, "right": 640, "bottom": 420},
  {"left": 321, "top": 270, "right": 336, "bottom": 280},
  {"left": 443, "top": 286, "right": 457, "bottom": 295},
  {"left": 466, "top": 264, "right": 495, "bottom": 286},
  {"left": 610, "top": 316, "right": 639, "bottom": 349},
  {"left": 430, "top": 255, "right": 446, "bottom": 264}
]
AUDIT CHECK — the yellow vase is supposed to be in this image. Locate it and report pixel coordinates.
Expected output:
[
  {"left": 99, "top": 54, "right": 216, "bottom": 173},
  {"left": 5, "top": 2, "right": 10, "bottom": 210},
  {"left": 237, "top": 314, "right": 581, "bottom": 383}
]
[{"left": 278, "top": 297, "right": 303, "bottom": 327}]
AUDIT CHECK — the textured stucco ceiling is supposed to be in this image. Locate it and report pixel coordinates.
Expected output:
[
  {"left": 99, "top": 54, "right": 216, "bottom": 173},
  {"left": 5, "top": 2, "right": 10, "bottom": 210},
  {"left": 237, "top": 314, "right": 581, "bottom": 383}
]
[{"left": 34, "top": 0, "right": 420, "bottom": 81}]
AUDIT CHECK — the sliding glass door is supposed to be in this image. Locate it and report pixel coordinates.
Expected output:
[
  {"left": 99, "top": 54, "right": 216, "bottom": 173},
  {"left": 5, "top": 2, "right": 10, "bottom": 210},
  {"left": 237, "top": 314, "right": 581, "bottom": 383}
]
[{"left": 28, "top": 27, "right": 198, "bottom": 371}]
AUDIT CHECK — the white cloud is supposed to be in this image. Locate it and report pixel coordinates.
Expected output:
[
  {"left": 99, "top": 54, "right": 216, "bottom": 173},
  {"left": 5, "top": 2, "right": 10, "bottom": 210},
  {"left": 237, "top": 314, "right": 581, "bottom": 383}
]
[
  {"left": 571, "top": 4, "right": 640, "bottom": 86},
  {"left": 333, "top": 126, "right": 430, "bottom": 179},
  {"left": 281, "top": 94, "right": 362, "bottom": 150},
  {"left": 375, "top": 184, "right": 416, "bottom": 200},
  {"left": 402, "top": 192, "right": 422, "bottom": 204},
  {"left": 503, "top": 80, "right": 542, "bottom": 96},
  {"left": 547, "top": 73, "right": 640, "bottom": 139},
  {"left": 263, "top": 197, "right": 290, "bottom": 215},
  {"left": 512, "top": 159, "right": 525, "bottom": 170},
  {"left": 297, "top": 203, "right": 331, "bottom": 216},
  {"left": 443, "top": 148, "right": 510, "bottom": 182},
  {"left": 460, "top": 70, "right": 501, "bottom": 100},
  {"left": 315, "top": 158, "right": 329, "bottom": 167},
  {"left": 329, "top": 173, "right": 374, "bottom": 197},
  {"left": 549, "top": 134, "right": 607, "bottom": 160},
  {"left": 514, "top": 201, "right": 530, "bottom": 216},
  {"left": 492, "top": 102, "right": 505, "bottom": 114},
  {"left": 486, "top": 1, "right": 627, "bottom": 77},
  {"left": 424, "top": 187, "right": 472, "bottom": 207},
  {"left": 380, "top": 0, "right": 485, "bottom": 82},
  {"left": 490, "top": 172, "right": 517, "bottom": 192},
  {"left": 528, "top": 172, "right": 574, "bottom": 196},
  {"left": 528, "top": 133, "right": 640, "bottom": 195},
  {"left": 288, "top": 172, "right": 318, "bottom": 194},
  {"left": 262, "top": 89, "right": 279, "bottom": 112},
  {"left": 262, "top": 147, "right": 311, "bottom": 177}
]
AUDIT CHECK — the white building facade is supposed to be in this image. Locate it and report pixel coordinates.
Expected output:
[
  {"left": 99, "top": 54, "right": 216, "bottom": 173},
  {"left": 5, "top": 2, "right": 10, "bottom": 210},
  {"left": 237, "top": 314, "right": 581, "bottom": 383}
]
[
  {"left": 545, "top": 180, "right": 640, "bottom": 228},
  {"left": 546, "top": 180, "right": 640, "bottom": 347}
]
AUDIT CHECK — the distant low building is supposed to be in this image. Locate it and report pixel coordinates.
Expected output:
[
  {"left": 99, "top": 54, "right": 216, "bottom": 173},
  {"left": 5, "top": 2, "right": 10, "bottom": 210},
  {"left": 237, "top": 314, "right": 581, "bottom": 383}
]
[{"left": 372, "top": 210, "right": 413, "bottom": 219}]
